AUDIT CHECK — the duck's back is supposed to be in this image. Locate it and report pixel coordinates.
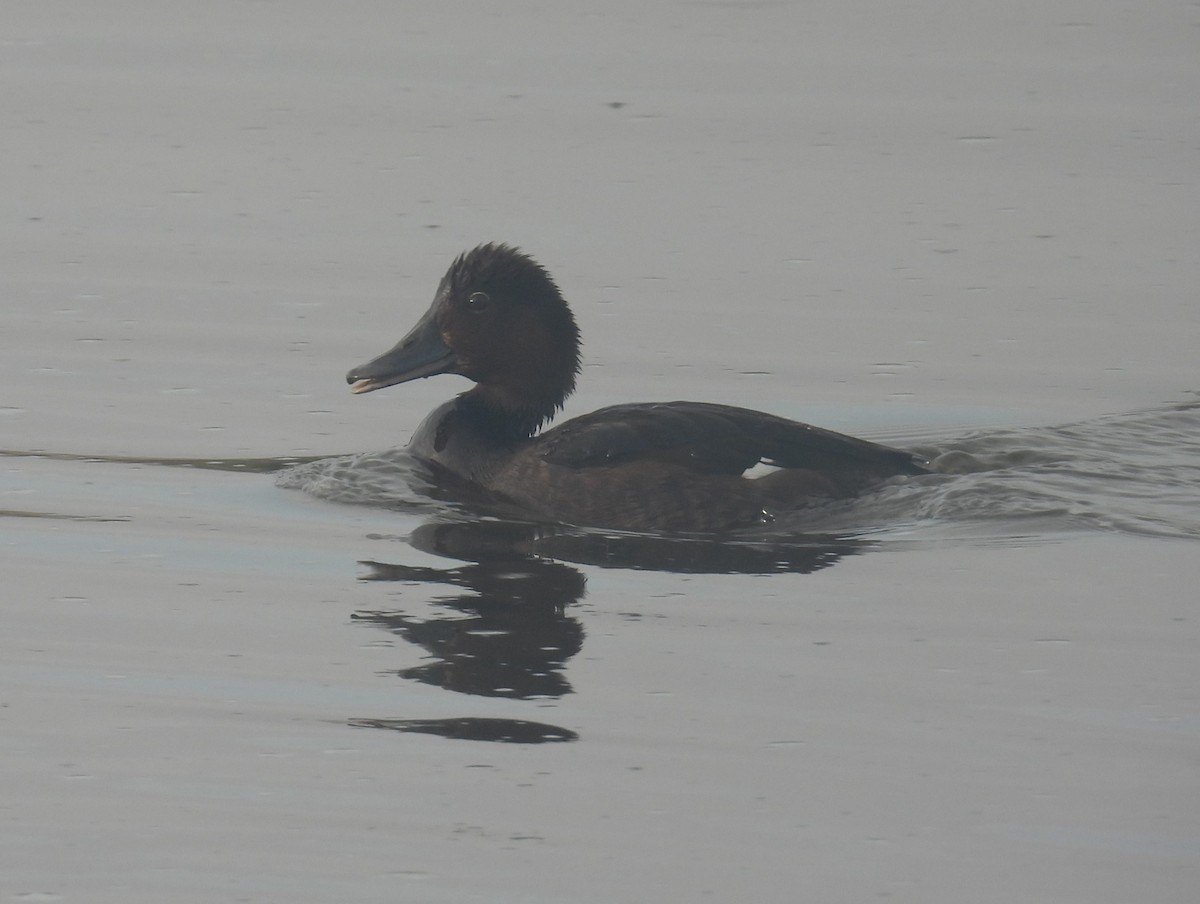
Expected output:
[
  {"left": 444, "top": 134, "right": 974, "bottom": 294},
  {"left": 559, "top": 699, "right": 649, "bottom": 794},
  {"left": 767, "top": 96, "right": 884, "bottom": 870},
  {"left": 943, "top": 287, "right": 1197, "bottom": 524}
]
[{"left": 486, "top": 401, "right": 928, "bottom": 533}]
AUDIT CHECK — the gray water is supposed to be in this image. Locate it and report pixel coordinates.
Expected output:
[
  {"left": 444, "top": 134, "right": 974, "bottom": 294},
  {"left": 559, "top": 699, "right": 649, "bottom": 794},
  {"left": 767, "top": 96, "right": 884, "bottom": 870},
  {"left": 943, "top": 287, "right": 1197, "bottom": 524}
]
[
  {"left": 10, "top": 395, "right": 1199, "bottom": 756},
  {"left": 4, "top": 2, "right": 1199, "bottom": 901}
]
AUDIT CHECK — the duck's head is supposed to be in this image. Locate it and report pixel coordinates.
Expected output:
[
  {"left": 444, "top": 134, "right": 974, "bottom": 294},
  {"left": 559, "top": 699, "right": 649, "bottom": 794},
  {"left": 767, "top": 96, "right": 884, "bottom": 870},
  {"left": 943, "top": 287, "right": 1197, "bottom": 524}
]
[{"left": 347, "top": 243, "right": 581, "bottom": 433}]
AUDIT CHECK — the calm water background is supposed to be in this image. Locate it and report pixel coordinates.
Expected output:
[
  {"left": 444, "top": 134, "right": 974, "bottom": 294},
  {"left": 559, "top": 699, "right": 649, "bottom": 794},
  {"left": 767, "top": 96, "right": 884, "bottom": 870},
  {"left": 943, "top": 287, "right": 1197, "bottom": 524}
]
[{"left": 3, "top": 3, "right": 1198, "bottom": 902}]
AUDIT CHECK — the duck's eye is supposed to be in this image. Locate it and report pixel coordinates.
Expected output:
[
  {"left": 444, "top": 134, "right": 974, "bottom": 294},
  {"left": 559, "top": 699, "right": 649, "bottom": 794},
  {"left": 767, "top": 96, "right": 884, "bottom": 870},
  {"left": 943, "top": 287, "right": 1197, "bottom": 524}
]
[{"left": 466, "top": 292, "right": 491, "bottom": 312}]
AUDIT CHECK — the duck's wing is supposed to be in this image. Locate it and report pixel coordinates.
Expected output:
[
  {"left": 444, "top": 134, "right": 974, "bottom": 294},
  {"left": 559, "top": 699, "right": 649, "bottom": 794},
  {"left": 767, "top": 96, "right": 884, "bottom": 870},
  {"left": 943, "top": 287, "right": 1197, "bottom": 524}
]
[{"left": 535, "top": 401, "right": 929, "bottom": 477}]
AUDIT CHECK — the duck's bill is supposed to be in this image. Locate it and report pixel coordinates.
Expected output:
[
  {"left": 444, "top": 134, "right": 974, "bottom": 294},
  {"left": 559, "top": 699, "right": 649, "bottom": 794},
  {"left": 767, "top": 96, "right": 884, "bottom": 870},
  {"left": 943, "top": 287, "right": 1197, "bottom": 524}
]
[{"left": 346, "top": 310, "right": 456, "bottom": 394}]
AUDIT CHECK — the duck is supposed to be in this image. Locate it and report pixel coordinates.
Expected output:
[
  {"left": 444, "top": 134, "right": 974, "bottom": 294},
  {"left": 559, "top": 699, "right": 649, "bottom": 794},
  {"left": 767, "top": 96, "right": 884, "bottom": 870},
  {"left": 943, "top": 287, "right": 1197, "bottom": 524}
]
[{"left": 346, "top": 243, "right": 929, "bottom": 533}]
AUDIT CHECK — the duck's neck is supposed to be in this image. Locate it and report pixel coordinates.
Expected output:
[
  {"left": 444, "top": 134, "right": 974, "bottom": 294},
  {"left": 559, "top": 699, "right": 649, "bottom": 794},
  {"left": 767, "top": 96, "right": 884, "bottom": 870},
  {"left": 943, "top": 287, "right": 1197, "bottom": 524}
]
[
  {"left": 408, "top": 380, "right": 572, "bottom": 485},
  {"left": 461, "top": 381, "right": 569, "bottom": 442}
]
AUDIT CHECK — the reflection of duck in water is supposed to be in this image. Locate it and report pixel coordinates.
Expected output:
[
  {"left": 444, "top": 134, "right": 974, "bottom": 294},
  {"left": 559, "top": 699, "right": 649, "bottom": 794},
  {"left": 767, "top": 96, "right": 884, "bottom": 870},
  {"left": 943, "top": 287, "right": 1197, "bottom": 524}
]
[
  {"left": 347, "top": 244, "right": 928, "bottom": 533},
  {"left": 354, "top": 550, "right": 585, "bottom": 700},
  {"left": 407, "top": 517, "right": 861, "bottom": 576}
]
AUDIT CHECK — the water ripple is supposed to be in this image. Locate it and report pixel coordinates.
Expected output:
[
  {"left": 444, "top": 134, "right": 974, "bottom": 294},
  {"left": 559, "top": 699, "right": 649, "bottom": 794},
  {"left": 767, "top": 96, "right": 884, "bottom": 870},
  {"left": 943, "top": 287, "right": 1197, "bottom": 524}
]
[{"left": 277, "top": 398, "right": 1200, "bottom": 545}]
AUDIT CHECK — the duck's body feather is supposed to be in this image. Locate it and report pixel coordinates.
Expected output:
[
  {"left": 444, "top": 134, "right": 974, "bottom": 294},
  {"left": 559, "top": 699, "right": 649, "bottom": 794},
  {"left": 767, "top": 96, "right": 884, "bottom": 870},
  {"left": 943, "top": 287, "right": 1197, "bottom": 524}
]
[{"left": 346, "top": 244, "right": 928, "bottom": 533}]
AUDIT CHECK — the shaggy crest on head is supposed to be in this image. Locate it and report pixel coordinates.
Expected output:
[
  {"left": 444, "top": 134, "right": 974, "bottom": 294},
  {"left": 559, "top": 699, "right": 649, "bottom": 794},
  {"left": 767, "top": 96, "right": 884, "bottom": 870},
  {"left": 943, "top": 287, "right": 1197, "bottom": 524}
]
[
  {"left": 443, "top": 243, "right": 563, "bottom": 308},
  {"left": 439, "top": 243, "right": 582, "bottom": 431}
]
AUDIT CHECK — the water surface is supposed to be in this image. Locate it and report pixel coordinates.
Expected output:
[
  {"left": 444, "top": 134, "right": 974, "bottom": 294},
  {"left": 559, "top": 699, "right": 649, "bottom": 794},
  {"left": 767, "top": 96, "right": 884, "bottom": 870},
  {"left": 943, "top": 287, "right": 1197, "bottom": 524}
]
[{"left": 3, "top": 2, "right": 1199, "bottom": 902}]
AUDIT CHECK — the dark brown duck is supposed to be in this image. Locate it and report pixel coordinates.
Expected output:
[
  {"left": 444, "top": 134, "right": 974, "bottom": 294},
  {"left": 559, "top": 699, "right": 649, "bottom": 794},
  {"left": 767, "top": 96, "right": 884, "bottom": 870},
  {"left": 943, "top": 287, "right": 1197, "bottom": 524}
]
[{"left": 347, "top": 243, "right": 928, "bottom": 533}]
